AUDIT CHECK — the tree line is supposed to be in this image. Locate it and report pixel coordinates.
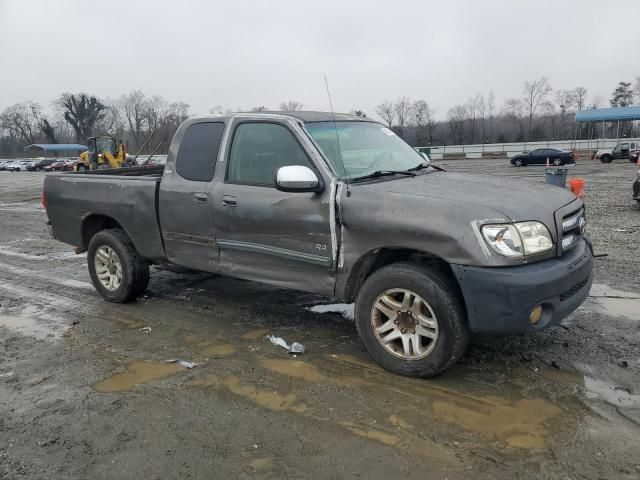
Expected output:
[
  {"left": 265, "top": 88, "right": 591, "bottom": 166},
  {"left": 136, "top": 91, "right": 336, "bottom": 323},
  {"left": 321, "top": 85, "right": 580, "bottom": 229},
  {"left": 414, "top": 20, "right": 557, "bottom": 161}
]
[
  {"left": 1, "top": 77, "right": 639, "bottom": 157},
  {"left": 374, "top": 77, "right": 640, "bottom": 147}
]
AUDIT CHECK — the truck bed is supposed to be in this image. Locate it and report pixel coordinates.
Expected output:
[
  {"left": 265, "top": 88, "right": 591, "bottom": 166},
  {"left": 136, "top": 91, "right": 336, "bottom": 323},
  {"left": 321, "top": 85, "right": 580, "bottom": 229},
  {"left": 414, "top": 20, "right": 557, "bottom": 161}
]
[{"left": 44, "top": 169, "right": 166, "bottom": 261}]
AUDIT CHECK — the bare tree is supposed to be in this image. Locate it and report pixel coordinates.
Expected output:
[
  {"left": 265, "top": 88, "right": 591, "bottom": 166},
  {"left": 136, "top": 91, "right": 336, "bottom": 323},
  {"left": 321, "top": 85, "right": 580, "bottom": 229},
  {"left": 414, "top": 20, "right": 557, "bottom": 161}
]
[
  {"left": 412, "top": 100, "right": 435, "bottom": 145},
  {"left": 447, "top": 105, "right": 467, "bottom": 144},
  {"left": 58, "top": 93, "right": 107, "bottom": 143},
  {"left": 0, "top": 101, "right": 42, "bottom": 144},
  {"left": 394, "top": 96, "right": 412, "bottom": 137},
  {"left": 279, "top": 101, "right": 303, "bottom": 112},
  {"left": 590, "top": 95, "right": 604, "bottom": 109},
  {"left": 466, "top": 94, "right": 482, "bottom": 144},
  {"left": 351, "top": 109, "right": 367, "bottom": 117},
  {"left": 477, "top": 94, "right": 487, "bottom": 143},
  {"left": 522, "top": 77, "right": 552, "bottom": 140},
  {"left": 375, "top": 101, "right": 395, "bottom": 128},
  {"left": 249, "top": 106, "right": 267, "bottom": 112},
  {"left": 574, "top": 87, "right": 587, "bottom": 110},
  {"left": 487, "top": 90, "right": 495, "bottom": 143},
  {"left": 555, "top": 90, "right": 575, "bottom": 139},
  {"left": 119, "top": 90, "right": 148, "bottom": 148},
  {"left": 504, "top": 98, "right": 526, "bottom": 141},
  {"left": 543, "top": 101, "right": 559, "bottom": 139}
]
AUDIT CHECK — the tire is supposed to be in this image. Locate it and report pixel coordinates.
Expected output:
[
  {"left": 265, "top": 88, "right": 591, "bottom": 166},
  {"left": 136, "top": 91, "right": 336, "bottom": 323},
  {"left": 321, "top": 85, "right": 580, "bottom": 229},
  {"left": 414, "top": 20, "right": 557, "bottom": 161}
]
[
  {"left": 552, "top": 157, "right": 562, "bottom": 166},
  {"left": 600, "top": 155, "right": 612, "bottom": 163},
  {"left": 354, "top": 262, "right": 470, "bottom": 378},
  {"left": 87, "top": 229, "right": 150, "bottom": 303},
  {"left": 514, "top": 158, "right": 523, "bottom": 167},
  {"left": 77, "top": 164, "right": 87, "bottom": 172}
]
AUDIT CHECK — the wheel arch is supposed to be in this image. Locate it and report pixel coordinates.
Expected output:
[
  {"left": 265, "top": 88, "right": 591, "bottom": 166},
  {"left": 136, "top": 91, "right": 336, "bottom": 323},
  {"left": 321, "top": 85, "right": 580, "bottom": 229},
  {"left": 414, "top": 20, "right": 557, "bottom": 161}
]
[
  {"left": 342, "top": 247, "right": 464, "bottom": 305},
  {"left": 81, "top": 214, "right": 127, "bottom": 252}
]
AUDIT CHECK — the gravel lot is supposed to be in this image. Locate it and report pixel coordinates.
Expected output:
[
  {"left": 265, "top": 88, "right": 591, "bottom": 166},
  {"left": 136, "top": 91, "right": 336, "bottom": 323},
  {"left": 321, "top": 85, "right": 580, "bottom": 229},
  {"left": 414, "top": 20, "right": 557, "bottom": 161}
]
[{"left": 0, "top": 159, "right": 639, "bottom": 479}]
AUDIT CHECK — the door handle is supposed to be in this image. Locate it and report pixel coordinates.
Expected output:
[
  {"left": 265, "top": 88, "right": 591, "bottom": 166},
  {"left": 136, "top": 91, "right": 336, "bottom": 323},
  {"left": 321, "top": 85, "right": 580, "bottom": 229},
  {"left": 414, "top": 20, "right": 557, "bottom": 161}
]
[
  {"left": 193, "top": 193, "right": 208, "bottom": 203},
  {"left": 221, "top": 195, "right": 237, "bottom": 207}
]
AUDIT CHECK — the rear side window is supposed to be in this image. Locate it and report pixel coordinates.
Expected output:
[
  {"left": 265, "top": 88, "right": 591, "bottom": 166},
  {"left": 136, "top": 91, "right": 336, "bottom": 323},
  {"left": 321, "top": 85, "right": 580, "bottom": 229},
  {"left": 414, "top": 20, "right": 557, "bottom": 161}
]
[{"left": 176, "top": 122, "right": 225, "bottom": 182}]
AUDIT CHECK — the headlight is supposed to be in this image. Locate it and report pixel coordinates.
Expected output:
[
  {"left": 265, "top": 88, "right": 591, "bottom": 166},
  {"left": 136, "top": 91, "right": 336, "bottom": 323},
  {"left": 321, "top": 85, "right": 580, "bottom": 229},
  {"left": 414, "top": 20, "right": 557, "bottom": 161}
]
[{"left": 481, "top": 222, "right": 553, "bottom": 257}]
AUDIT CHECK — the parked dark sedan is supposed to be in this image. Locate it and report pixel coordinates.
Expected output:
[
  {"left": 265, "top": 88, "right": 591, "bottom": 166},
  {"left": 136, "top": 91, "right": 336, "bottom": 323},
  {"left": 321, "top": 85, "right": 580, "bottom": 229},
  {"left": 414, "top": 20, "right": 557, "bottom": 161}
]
[
  {"left": 511, "top": 148, "right": 575, "bottom": 167},
  {"left": 26, "top": 158, "right": 56, "bottom": 171}
]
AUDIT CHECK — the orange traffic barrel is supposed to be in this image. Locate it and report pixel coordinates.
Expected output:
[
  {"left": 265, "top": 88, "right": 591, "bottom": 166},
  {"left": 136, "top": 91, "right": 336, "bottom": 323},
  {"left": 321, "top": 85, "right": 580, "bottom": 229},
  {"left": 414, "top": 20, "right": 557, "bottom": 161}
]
[{"left": 568, "top": 178, "right": 585, "bottom": 197}]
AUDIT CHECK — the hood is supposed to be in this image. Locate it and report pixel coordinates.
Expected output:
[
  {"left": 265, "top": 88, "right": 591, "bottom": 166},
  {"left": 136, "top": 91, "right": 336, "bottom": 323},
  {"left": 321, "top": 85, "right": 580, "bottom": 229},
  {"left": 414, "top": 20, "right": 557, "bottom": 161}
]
[{"left": 352, "top": 171, "right": 578, "bottom": 223}]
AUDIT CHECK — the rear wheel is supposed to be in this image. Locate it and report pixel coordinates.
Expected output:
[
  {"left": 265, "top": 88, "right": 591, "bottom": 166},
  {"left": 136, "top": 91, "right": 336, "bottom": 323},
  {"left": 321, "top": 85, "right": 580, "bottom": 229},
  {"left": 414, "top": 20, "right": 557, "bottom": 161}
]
[
  {"left": 77, "top": 163, "right": 87, "bottom": 172},
  {"left": 552, "top": 157, "right": 562, "bottom": 166},
  {"left": 87, "top": 229, "right": 150, "bottom": 303},
  {"left": 355, "top": 262, "right": 469, "bottom": 377},
  {"left": 600, "top": 155, "right": 612, "bottom": 163}
]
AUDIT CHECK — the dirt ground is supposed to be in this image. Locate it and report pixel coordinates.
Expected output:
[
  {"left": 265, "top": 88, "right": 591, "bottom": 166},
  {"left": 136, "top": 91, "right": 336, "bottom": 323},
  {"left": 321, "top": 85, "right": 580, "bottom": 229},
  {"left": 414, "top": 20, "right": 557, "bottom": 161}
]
[{"left": 1, "top": 159, "right": 639, "bottom": 480}]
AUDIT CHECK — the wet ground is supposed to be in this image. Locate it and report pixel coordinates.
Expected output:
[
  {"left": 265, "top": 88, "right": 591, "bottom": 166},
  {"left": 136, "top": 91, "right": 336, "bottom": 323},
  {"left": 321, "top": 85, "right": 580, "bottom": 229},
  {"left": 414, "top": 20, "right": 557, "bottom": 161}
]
[{"left": 0, "top": 159, "right": 639, "bottom": 479}]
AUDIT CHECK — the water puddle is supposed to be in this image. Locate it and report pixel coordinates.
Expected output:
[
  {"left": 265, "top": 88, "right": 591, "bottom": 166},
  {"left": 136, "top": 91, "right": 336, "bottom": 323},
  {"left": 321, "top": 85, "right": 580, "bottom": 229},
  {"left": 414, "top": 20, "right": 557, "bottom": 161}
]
[
  {"left": 222, "top": 375, "right": 308, "bottom": 413},
  {"left": 93, "top": 361, "right": 186, "bottom": 392},
  {"left": 241, "top": 328, "right": 269, "bottom": 341},
  {"left": 432, "top": 396, "right": 562, "bottom": 448},
  {"left": 588, "top": 284, "right": 640, "bottom": 321},
  {"left": 307, "top": 303, "right": 354, "bottom": 320},
  {"left": 0, "top": 305, "right": 65, "bottom": 340}
]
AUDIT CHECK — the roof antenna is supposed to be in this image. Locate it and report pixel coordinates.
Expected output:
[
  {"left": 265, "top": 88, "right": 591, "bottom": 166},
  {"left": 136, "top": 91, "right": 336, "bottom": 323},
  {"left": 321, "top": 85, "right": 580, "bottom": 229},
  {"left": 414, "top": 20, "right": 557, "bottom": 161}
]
[{"left": 323, "top": 75, "right": 350, "bottom": 197}]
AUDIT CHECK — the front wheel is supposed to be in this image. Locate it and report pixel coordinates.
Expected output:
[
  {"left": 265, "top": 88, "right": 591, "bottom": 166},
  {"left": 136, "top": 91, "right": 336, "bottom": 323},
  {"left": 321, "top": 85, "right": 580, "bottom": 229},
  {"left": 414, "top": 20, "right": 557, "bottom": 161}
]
[
  {"left": 513, "top": 158, "right": 523, "bottom": 167},
  {"left": 77, "top": 163, "right": 87, "bottom": 172},
  {"left": 87, "top": 229, "right": 150, "bottom": 303},
  {"left": 355, "top": 262, "right": 469, "bottom": 377},
  {"left": 600, "top": 155, "right": 612, "bottom": 163}
]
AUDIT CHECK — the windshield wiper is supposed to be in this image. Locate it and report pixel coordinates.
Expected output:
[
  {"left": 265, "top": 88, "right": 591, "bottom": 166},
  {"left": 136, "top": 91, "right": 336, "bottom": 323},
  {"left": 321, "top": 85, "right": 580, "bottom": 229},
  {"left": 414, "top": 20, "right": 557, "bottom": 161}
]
[
  {"left": 349, "top": 170, "right": 416, "bottom": 183},
  {"left": 407, "top": 162, "right": 446, "bottom": 172}
]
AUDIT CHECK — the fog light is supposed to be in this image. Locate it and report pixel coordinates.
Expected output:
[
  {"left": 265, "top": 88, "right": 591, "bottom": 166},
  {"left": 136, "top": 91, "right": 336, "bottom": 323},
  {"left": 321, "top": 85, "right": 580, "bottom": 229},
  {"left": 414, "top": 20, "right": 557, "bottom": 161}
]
[{"left": 529, "top": 305, "right": 543, "bottom": 325}]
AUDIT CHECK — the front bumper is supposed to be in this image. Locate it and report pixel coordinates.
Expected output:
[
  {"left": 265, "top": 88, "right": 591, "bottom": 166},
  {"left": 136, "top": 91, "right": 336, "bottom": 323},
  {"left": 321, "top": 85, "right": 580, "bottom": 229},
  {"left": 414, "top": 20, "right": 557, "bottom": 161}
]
[{"left": 451, "top": 237, "right": 593, "bottom": 334}]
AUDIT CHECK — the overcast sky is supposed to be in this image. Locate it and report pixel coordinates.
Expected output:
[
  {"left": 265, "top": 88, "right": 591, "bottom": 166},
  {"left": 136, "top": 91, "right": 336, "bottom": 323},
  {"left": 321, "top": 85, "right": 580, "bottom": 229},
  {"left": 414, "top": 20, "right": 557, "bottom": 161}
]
[{"left": 0, "top": 0, "right": 638, "bottom": 121}]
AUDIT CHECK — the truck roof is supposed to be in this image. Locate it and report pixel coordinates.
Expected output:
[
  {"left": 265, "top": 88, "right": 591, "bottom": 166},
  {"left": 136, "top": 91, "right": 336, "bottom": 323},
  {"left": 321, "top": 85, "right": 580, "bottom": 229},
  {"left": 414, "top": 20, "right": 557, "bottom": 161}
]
[{"left": 192, "top": 111, "right": 377, "bottom": 124}]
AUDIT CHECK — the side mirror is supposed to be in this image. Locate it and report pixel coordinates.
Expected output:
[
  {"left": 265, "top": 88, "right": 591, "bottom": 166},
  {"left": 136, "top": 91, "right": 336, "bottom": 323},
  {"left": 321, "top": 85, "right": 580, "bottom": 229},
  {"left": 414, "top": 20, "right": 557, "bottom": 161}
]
[
  {"left": 421, "top": 152, "right": 431, "bottom": 165},
  {"left": 275, "top": 165, "right": 323, "bottom": 192}
]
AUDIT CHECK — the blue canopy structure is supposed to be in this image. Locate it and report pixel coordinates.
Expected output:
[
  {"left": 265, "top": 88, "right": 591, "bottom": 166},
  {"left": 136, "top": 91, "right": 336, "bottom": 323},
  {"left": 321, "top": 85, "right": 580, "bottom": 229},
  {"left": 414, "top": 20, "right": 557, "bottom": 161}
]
[
  {"left": 24, "top": 143, "right": 87, "bottom": 152},
  {"left": 575, "top": 106, "right": 640, "bottom": 122}
]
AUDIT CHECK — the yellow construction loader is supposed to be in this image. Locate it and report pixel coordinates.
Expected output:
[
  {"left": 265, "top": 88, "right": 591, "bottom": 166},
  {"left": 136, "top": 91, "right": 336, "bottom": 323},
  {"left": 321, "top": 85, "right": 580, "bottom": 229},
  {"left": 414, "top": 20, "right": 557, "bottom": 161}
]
[{"left": 76, "top": 136, "right": 127, "bottom": 171}]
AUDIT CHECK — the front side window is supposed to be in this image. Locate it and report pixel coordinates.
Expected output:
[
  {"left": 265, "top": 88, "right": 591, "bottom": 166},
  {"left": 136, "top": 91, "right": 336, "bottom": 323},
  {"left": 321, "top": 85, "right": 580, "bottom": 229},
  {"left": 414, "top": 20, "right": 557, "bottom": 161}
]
[
  {"left": 227, "top": 122, "right": 313, "bottom": 185},
  {"left": 305, "top": 122, "right": 427, "bottom": 180},
  {"left": 176, "top": 122, "right": 225, "bottom": 182}
]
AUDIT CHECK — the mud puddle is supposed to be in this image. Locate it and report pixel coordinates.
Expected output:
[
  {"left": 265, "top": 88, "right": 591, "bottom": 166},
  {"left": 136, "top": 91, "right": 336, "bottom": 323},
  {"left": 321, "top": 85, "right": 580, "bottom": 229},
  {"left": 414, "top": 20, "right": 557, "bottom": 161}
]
[{"left": 93, "top": 361, "right": 186, "bottom": 392}]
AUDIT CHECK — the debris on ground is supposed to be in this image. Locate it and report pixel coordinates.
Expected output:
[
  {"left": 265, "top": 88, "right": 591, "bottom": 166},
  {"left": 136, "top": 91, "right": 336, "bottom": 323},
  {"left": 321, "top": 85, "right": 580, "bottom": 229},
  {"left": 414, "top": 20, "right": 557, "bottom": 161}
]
[
  {"left": 139, "top": 326, "right": 152, "bottom": 334},
  {"left": 165, "top": 359, "right": 201, "bottom": 369},
  {"left": 266, "top": 335, "right": 305, "bottom": 355}
]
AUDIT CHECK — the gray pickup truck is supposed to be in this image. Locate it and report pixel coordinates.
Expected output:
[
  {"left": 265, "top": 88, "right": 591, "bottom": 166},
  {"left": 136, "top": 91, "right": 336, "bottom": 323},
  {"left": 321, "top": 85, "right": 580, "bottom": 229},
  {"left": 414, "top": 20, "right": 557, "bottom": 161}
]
[{"left": 44, "top": 111, "right": 593, "bottom": 377}]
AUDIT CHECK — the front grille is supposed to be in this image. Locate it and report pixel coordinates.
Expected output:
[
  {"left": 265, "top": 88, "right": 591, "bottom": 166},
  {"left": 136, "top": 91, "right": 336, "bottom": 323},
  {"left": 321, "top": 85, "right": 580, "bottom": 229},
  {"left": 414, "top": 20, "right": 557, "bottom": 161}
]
[
  {"left": 561, "top": 208, "right": 585, "bottom": 252},
  {"left": 559, "top": 276, "right": 589, "bottom": 301}
]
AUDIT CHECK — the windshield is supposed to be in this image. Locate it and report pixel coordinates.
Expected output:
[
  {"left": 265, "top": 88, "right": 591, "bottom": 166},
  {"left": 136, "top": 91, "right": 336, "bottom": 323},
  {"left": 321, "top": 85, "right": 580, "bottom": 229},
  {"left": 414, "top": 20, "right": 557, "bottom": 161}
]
[{"left": 305, "top": 121, "right": 425, "bottom": 180}]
